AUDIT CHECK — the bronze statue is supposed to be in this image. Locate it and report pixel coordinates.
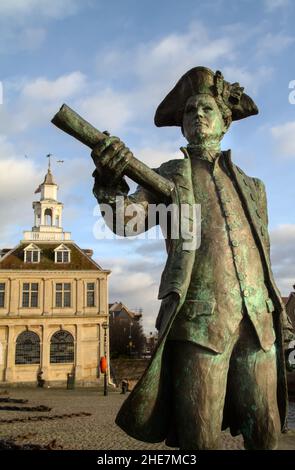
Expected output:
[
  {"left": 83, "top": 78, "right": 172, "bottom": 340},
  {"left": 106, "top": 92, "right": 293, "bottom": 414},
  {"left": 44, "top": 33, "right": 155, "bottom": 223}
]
[{"left": 52, "top": 66, "right": 294, "bottom": 450}]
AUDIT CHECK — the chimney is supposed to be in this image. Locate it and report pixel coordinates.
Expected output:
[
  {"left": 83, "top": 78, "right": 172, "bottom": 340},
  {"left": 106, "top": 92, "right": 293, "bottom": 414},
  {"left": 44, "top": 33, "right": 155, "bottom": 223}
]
[{"left": 82, "top": 249, "right": 94, "bottom": 258}]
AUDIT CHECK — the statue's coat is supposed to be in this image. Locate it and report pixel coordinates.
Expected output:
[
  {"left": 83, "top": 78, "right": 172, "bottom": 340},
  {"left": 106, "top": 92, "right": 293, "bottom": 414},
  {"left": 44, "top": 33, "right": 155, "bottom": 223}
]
[{"left": 115, "top": 151, "right": 288, "bottom": 443}]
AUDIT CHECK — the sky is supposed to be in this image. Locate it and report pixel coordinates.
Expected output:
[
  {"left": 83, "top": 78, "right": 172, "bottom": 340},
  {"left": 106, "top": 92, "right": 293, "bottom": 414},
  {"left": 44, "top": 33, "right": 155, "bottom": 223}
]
[{"left": 0, "top": 0, "right": 295, "bottom": 333}]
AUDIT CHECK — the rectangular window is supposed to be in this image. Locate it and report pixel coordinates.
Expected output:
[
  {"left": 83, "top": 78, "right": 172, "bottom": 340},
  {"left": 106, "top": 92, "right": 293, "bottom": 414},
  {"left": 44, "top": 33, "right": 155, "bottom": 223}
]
[
  {"left": 87, "top": 282, "right": 95, "bottom": 307},
  {"left": 64, "top": 283, "right": 71, "bottom": 307},
  {"left": 31, "top": 283, "right": 39, "bottom": 307},
  {"left": 0, "top": 283, "right": 5, "bottom": 308},
  {"left": 56, "top": 283, "right": 62, "bottom": 307},
  {"left": 25, "top": 250, "right": 39, "bottom": 263},
  {"left": 56, "top": 251, "right": 70, "bottom": 263},
  {"left": 55, "top": 283, "right": 71, "bottom": 308},
  {"left": 22, "top": 283, "right": 39, "bottom": 308}
]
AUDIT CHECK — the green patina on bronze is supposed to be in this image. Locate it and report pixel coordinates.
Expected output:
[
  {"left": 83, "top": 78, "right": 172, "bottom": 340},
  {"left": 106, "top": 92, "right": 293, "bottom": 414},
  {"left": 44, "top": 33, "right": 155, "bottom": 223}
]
[{"left": 51, "top": 66, "right": 294, "bottom": 450}]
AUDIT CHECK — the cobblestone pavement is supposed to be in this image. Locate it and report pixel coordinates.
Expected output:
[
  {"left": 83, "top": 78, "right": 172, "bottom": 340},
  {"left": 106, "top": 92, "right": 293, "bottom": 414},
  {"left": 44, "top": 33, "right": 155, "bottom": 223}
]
[{"left": 0, "top": 387, "right": 294, "bottom": 450}]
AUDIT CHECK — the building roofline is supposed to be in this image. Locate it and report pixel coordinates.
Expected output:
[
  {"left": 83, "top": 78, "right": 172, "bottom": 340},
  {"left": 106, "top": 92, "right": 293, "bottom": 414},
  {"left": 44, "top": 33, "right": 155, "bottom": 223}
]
[
  {"left": 109, "top": 301, "right": 142, "bottom": 318},
  {"left": 0, "top": 241, "right": 111, "bottom": 274},
  {"left": 285, "top": 291, "right": 295, "bottom": 308},
  {"left": 71, "top": 242, "right": 104, "bottom": 271},
  {"left": 0, "top": 269, "right": 111, "bottom": 274},
  {"left": 0, "top": 243, "right": 21, "bottom": 263}
]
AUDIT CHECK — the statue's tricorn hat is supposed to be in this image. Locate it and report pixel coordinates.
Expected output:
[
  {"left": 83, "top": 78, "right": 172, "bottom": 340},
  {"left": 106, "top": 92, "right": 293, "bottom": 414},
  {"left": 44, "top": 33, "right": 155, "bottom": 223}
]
[{"left": 154, "top": 66, "right": 258, "bottom": 127}]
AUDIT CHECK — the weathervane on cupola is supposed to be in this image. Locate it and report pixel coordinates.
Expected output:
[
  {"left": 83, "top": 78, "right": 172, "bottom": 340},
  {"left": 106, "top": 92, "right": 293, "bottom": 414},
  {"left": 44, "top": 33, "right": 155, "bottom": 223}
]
[{"left": 46, "top": 153, "right": 52, "bottom": 170}]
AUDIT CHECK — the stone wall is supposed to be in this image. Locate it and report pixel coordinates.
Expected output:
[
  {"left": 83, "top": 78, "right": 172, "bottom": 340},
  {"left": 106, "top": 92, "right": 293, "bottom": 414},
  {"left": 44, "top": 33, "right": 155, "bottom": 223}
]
[{"left": 110, "top": 358, "right": 149, "bottom": 389}]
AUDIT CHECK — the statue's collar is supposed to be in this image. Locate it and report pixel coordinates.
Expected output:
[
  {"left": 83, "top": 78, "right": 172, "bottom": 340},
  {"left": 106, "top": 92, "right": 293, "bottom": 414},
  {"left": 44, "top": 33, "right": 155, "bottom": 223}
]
[{"left": 180, "top": 145, "right": 232, "bottom": 164}]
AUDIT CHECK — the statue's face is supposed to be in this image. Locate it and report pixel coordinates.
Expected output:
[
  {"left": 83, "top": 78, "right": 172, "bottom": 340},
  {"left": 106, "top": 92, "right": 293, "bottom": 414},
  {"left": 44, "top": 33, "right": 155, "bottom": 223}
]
[{"left": 182, "top": 94, "right": 227, "bottom": 144}]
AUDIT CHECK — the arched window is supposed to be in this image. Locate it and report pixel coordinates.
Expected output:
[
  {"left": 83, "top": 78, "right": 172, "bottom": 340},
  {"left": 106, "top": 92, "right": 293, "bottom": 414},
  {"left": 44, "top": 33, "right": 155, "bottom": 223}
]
[
  {"left": 44, "top": 208, "right": 52, "bottom": 226},
  {"left": 15, "top": 331, "right": 40, "bottom": 365},
  {"left": 50, "top": 330, "right": 74, "bottom": 363}
]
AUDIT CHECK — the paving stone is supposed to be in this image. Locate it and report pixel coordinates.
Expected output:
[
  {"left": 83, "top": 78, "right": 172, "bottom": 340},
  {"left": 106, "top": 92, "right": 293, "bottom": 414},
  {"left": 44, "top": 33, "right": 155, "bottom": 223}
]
[{"left": 0, "top": 387, "right": 294, "bottom": 450}]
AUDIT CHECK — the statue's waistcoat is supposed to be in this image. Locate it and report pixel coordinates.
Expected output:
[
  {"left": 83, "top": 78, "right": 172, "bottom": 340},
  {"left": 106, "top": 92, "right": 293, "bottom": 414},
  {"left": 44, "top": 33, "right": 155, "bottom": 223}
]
[{"left": 168, "top": 152, "right": 276, "bottom": 353}]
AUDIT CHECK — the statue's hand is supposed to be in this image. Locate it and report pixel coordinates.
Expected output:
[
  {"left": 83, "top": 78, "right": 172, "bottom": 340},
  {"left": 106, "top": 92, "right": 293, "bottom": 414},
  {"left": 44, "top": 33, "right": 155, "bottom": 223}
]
[{"left": 91, "top": 131, "right": 133, "bottom": 183}]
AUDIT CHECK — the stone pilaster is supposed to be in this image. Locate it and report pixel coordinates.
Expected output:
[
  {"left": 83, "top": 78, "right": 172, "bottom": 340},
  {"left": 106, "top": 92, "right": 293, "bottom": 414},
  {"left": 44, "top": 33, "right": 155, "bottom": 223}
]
[
  {"left": 76, "top": 279, "right": 83, "bottom": 315},
  {"left": 75, "top": 324, "right": 83, "bottom": 379},
  {"left": 41, "top": 323, "right": 50, "bottom": 380},
  {"left": 5, "top": 325, "right": 15, "bottom": 382}
]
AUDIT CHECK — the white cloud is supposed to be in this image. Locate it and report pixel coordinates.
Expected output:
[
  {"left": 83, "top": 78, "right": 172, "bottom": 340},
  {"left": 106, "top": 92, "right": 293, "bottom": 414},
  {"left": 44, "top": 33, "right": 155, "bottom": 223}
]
[
  {"left": 264, "top": 0, "right": 290, "bottom": 11},
  {"left": 0, "top": 0, "right": 83, "bottom": 54},
  {"left": 270, "top": 121, "right": 295, "bottom": 157},
  {"left": 0, "top": 26, "right": 47, "bottom": 54},
  {"left": 135, "top": 23, "right": 234, "bottom": 87},
  {"left": 1, "top": 21, "right": 280, "bottom": 138},
  {"left": 0, "top": 0, "right": 81, "bottom": 19},
  {"left": 270, "top": 224, "right": 295, "bottom": 295},
  {"left": 96, "top": 22, "right": 236, "bottom": 109},
  {"left": 222, "top": 65, "right": 274, "bottom": 95},
  {"left": 0, "top": 136, "right": 41, "bottom": 242},
  {"left": 256, "top": 32, "right": 294, "bottom": 57},
  {"left": 77, "top": 88, "right": 135, "bottom": 134},
  {"left": 93, "top": 22, "right": 280, "bottom": 134},
  {"left": 271, "top": 223, "right": 295, "bottom": 245},
  {"left": 91, "top": 23, "right": 237, "bottom": 134},
  {"left": 0, "top": 71, "right": 87, "bottom": 134},
  {"left": 22, "top": 71, "right": 87, "bottom": 101}
]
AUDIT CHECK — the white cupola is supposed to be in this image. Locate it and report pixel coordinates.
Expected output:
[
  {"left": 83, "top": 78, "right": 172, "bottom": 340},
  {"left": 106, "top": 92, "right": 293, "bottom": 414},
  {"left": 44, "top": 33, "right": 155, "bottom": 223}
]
[{"left": 23, "top": 156, "right": 71, "bottom": 242}]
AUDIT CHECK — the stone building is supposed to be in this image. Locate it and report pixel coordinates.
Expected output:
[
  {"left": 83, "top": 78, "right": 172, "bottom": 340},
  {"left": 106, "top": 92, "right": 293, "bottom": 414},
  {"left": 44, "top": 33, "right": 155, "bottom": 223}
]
[
  {"left": 283, "top": 286, "right": 295, "bottom": 332},
  {"left": 109, "top": 301, "right": 142, "bottom": 323},
  {"left": 109, "top": 302, "right": 144, "bottom": 357},
  {"left": 0, "top": 165, "right": 110, "bottom": 386}
]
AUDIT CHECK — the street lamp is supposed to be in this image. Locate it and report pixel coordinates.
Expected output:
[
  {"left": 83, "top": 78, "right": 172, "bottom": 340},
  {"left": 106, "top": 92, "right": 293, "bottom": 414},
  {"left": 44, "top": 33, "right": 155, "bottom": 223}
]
[
  {"left": 129, "top": 321, "right": 133, "bottom": 356},
  {"left": 102, "top": 321, "right": 109, "bottom": 396}
]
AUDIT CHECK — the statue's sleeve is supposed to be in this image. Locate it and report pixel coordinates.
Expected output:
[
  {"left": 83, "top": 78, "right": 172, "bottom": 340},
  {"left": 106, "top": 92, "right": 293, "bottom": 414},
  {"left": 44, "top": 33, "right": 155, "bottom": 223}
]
[
  {"left": 92, "top": 169, "right": 162, "bottom": 236},
  {"left": 253, "top": 178, "right": 271, "bottom": 254}
]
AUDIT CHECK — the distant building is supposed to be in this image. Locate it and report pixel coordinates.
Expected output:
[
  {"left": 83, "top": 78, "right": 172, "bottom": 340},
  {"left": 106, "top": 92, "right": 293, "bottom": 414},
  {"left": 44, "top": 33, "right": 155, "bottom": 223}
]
[
  {"left": 0, "top": 165, "right": 110, "bottom": 386},
  {"left": 109, "top": 302, "right": 142, "bottom": 323},
  {"left": 144, "top": 332, "right": 158, "bottom": 356},
  {"left": 109, "top": 302, "right": 144, "bottom": 357},
  {"left": 283, "top": 286, "right": 295, "bottom": 332}
]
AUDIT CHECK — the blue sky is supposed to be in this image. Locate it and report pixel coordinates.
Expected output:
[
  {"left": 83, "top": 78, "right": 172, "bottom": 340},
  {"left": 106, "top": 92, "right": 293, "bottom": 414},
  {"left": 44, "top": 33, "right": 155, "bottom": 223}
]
[{"left": 0, "top": 0, "right": 295, "bottom": 331}]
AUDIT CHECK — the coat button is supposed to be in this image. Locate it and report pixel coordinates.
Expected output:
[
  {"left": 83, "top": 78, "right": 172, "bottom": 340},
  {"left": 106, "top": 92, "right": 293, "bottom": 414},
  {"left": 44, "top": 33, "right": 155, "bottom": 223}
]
[
  {"left": 231, "top": 240, "right": 239, "bottom": 247},
  {"left": 243, "top": 289, "right": 249, "bottom": 297}
]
